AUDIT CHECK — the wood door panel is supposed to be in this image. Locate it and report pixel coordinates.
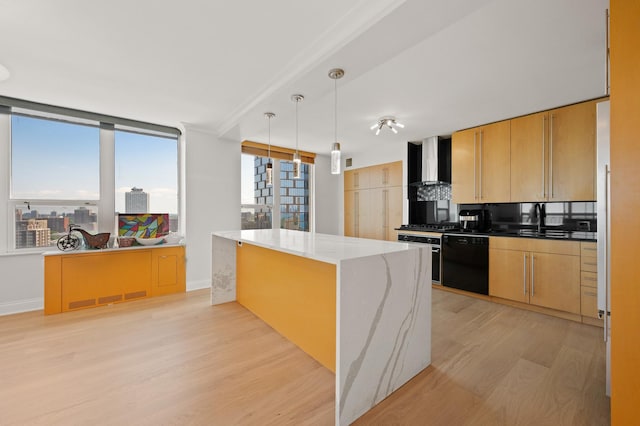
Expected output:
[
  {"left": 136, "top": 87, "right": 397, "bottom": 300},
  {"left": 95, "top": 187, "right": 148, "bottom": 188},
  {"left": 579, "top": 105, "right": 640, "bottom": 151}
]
[
  {"left": 479, "top": 120, "right": 511, "bottom": 203},
  {"left": 511, "top": 112, "right": 547, "bottom": 202},
  {"left": 489, "top": 248, "right": 529, "bottom": 303},
  {"left": 529, "top": 252, "right": 580, "bottom": 314},
  {"left": 548, "top": 101, "right": 596, "bottom": 201},
  {"left": 452, "top": 128, "right": 477, "bottom": 203}
]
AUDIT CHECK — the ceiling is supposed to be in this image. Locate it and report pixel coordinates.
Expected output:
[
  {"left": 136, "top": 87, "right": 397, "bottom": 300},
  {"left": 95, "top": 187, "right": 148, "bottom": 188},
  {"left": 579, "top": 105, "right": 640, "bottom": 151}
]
[{"left": 0, "top": 0, "right": 609, "bottom": 159}]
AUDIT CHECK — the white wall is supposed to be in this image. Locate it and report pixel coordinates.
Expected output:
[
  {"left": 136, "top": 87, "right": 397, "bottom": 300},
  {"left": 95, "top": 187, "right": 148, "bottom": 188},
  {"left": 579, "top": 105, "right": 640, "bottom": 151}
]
[
  {"left": 314, "top": 154, "right": 341, "bottom": 235},
  {"left": 183, "top": 126, "right": 240, "bottom": 291},
  {"left": 0, "top": 254, "right": 44, "bottom": 315}
]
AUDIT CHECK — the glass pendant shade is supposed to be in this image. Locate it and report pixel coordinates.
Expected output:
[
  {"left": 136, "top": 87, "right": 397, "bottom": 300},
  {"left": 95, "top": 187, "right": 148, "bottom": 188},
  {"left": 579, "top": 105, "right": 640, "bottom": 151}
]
[
  {"left": 266, "top": 161, "right": 273, "bottom": 186},
  {"left": 293, "top": 152, "right": 301, "bottom": 179},
  {"left": 331, "top": 143, "right": 341, "bottom": 175}
]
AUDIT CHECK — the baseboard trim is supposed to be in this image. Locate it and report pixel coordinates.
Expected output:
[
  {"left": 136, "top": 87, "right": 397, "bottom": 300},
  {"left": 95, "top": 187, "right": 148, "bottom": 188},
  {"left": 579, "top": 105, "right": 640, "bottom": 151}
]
[
  {"left": 187, "top": 279, "right": 210, "bottom": 292},
  {"left": 0, "top": 297, "right": 43, "bottom": 316}
]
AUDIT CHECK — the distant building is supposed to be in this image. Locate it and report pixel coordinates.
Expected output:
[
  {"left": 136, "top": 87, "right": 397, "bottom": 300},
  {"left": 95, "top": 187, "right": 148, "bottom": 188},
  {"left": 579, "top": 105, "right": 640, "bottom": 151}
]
[
  {"left": 74, "top": 207, "right": 91, "bottom": 224},
  {"left": 125, "top": 187, "right": 149, "bottom": 213},
  {"left": 46, "top": 216, "right": 69, "bottom": 233},
  {"left": 16, "top": 219, "right": 51, "bottom": 249}
]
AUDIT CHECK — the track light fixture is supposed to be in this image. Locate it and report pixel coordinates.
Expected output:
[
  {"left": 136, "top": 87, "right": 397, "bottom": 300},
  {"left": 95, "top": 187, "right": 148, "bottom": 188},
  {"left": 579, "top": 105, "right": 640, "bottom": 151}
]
[{"left": 371, "top": 116, "right": 404, "bottom": 135}]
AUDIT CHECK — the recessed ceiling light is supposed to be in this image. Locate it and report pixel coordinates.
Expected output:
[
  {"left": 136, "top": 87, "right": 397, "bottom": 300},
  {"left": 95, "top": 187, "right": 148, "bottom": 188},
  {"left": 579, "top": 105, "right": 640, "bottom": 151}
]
[{"left": 0, "top": 64, "right": 10, "bottom": 82}]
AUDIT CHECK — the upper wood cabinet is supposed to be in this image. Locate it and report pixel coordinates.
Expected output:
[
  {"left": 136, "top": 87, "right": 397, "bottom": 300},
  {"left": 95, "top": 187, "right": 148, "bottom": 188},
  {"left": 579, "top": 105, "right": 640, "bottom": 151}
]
[
  {"left": 452, "top": 120, "right": 510, "bottom": 203},
  {"left": 511, "top": 111, "right": 548, "bottom": 202},
  {"left": 344, "top": 161, "right": 402, "bottom": 241},
  {"left": 511, "top": 100, "right": 597, "bottom": 202},
  {"left": 369, "top": 161, "right": 402, "bottom": 188},
  {"left": 344, "top": 167, "right": 370, "bottom": 191},
  {"left": 547, "top": 100, "right": 597, "bottom": 201}
]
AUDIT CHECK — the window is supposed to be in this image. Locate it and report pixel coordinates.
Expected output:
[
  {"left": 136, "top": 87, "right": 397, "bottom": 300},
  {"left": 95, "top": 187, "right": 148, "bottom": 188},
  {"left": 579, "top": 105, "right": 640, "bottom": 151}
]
[
  {"left": 115, "top": 130, "right": 178, "bottom": 231},
  {"left": 241, "top": 154, "right": 272, "bottom": 229},
  {"left": 240, "top": 141, "right": 314, "bottom": 232},
  {"left": 279, "top": 160, "right": 309, "bottom": 231},
  {"left": 11, "top": 115, "right": 100, "bottom": 200},
  {"left": 2, "top": 98, "right": 180, "bottom": 252}
]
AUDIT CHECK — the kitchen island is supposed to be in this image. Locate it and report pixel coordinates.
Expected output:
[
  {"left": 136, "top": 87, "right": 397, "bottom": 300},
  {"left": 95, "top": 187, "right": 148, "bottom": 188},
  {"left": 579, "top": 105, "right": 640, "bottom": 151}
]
[{"left": 211, "top": 229, "right": 431, "bottom": 425}]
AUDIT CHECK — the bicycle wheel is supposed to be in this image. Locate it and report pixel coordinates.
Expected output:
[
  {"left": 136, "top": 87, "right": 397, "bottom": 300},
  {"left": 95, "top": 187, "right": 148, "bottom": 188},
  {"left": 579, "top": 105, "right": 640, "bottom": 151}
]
[{"left": 57, "top": 234, "right": 80, "bottom": 251}]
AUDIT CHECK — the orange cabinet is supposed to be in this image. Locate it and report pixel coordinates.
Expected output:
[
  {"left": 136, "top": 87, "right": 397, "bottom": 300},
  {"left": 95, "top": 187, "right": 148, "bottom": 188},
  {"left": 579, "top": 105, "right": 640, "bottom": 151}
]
[{"left": 44, "top": 245, "right": 186, "bottom": 314}]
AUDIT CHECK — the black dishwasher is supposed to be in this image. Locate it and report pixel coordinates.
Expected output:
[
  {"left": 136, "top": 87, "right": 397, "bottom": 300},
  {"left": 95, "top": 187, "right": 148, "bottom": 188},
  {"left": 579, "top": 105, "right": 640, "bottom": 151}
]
[{"left": 442, "top": 234, "right": 489, "bottom": 295}]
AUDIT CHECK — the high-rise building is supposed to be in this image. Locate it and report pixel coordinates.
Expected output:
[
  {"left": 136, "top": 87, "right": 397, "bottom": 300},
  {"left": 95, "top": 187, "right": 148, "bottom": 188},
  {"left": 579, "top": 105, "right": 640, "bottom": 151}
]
[
  {"left": 125, "top": 187, "right": 149, "bottom": 213},
  {"left": 252, "top": 157, "right": 309, "bottom": 231},
  {"left": 15, "top": 219, "right": 51, "bottom": 249}
]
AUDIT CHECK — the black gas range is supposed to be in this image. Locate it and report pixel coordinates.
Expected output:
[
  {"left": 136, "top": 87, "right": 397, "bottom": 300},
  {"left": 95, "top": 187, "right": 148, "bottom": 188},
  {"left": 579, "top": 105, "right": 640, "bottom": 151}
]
[{"left": 396, "top": 223, "right": 461, "bottom": 233}]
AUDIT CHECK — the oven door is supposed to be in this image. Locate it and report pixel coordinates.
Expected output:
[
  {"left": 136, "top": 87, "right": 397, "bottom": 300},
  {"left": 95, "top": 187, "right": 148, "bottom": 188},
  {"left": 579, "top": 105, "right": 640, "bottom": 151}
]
[
  {"left": 398, "top": 233, "right": 441, "bottom": 283},
  {"left": 431, "top": 245, "right": 441, "bottom": 284}
]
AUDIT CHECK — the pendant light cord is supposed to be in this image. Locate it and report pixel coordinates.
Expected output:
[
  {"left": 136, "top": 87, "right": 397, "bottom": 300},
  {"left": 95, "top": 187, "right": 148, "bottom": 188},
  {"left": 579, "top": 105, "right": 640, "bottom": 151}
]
[
  {"left": 268, "top": 116, "right": 271, "bottom": 160},
  {"left": 334, "top": 77, "right": 338, "bottom": 144},
  {"left": 295, "top": 99, "right": 299, "bottom": 154}
]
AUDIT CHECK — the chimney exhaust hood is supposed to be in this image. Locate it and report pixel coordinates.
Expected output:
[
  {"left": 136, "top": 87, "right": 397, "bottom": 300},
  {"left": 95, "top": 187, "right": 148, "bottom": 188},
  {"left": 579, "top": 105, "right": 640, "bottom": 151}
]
[{"left": 408, "top": 136, "right": 451, "bottom": 186}]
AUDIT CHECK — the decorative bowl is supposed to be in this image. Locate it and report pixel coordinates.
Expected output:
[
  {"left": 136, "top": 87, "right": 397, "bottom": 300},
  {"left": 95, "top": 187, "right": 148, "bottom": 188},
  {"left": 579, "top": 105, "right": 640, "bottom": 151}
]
[
  {"left": 118, "top": 237, "right": 135, "bottom": 247},
  {"left": 163, "top": 233, "right": 183, "bottom": 244},
  {"left": 135, "top": 236, "right": 165, "bottom": 246}
]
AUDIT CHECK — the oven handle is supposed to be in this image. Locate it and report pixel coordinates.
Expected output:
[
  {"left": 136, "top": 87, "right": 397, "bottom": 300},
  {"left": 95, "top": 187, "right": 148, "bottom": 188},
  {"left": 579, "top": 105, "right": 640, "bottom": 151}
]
[{"left": 432, "top": 247, "right": 440, "bottom": 253}]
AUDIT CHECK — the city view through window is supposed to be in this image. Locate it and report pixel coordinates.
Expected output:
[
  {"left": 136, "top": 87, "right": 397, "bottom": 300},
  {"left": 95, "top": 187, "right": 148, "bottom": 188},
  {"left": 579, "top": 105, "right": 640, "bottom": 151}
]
[
  {"left": 11, "top": 115, "right": 178, "bottom": 250},
  {"left": 241, "top": 154, "right": 310, "bottom": 231}
]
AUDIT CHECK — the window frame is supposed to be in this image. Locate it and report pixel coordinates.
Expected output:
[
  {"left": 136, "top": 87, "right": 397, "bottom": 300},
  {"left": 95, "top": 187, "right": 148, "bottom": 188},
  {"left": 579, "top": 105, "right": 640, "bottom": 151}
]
[{"left": 0, "top": 98, "right": 181, "bottom": 253}]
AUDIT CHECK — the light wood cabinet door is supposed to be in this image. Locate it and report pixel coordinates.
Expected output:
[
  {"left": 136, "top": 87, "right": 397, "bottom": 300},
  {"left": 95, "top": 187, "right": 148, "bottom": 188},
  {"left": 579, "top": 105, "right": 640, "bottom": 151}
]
[
  {"left": 370, "top": 186, "right": 403, "bottom": 241},
  {"left": 511, "top": 111, "right": 548, "bottom": 202},
  {"left": 489, "top": 248, "right": 529, "bottom": 303},
  {"left": 344, "top": 189, "right": 371, "bottom": 238},
  {"left": 344, "top": 167, "right": 370, "bottom": 191},
  {"left": 529, "top": 252, "right": 581, "bottom": 314},
  {"left": 452, "top": 127, "right": 477, "bottom": 203},
  {"left": 478, "top": 120, "right": 511, "bottom": 203},
  {"left": 369, "top": 161, "right": 402, "bottom": 188},
  {"left": 548, "top": 101, "right": 596, "bottom": 201}
]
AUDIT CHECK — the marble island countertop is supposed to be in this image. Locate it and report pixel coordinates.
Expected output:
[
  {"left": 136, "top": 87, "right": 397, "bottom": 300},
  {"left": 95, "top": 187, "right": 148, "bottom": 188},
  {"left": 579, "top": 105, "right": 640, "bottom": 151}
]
[{"left": 212, "top": 229, "right": 421, "bottom": 264}]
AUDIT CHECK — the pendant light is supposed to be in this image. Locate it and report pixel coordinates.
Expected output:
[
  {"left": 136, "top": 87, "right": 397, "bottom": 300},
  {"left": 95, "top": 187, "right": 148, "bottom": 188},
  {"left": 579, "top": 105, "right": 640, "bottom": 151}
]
[
  {"left": 264, "top": 112, "right": 275, "bottom": 187},
  {"left": 291, "top": 94, "right": 304, "bottom": 179},
  {"left": 328, "top": 68, "right": 344, "bottom": 175}
]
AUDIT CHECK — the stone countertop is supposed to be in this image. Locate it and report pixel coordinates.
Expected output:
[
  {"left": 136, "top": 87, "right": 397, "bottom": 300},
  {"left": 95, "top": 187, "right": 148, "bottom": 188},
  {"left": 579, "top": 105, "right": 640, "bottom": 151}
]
[
  {"left": 43, "top": 243, "right": 185, "bottom": 256},
  {"left": 212, "top": 229, "right": 420, "bottom": 265}
]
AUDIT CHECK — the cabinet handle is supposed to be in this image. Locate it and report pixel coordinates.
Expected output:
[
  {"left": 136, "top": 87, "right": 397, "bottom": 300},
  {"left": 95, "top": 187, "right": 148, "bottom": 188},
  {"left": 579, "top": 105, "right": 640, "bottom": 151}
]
[
  {"left": 354, "top": 172, "right": 359, "bottom": 188},
  {"left": 541, "top": 115, "right": 546, "bottom": 198},
  {"left": 523, "top": 253, "right": 527, "bottom": 296},
  {"left": 383, "top": 168, "right": 389, "bottom": 185},
  {"left": 383, "top": 189, "right": 388, "bottom": 239},
  {"left": 549, "top": 113, "right": 554, "bottom": 199},
  {"left": 604, "top": 164, "right": 611, "bottom": 341},
  {"left": 479, "top": 130, "right": 483, "bottom": 200},
  {"left": 583, "top": 262, "right": 597, "bottom": 266},
  {"left": 531, "top": 255, "right": 535, "bottom": 297},
  {"left": 473, "top": 132, "right": 478, "bottom": 200}
]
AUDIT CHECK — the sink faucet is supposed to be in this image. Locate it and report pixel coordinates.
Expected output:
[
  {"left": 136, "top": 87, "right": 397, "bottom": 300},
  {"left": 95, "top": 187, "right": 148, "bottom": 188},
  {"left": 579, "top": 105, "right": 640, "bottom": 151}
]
[{"left": 534, "top": 203, "right": 546, "bottom": 233}]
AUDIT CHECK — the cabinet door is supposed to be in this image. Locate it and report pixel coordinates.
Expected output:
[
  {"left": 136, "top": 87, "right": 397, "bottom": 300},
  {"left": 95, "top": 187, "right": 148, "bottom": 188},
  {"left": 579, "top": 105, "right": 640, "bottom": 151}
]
[
  {"left": 370, "top": 186, "right": 403, "bottom": 241},
  {"left": 151, "top": 246, "right": 186, "bottom": 296},
  {"left": 548, "top": 101, "right": 596, "bottom": 201},
  {"left": 511, "top": 112, "right": 548, "bottom": 202},
  {"left": 452, "top": 127, "right": 477, "bottom": 203},
  {"left": 489, "top": 248, "right": 529, "bottom": 303},
  {"left": 344, "top": 167, "right": 370, "bottom": 190},
  {"left": 478, "top": 120, "right": 511, "bottom": 203},
  {"left": 529, "top": 252, "right": 580, "bottom": 314},
  {"left": 344, "top": 189, "right": 371, "bottom": 238},
  {"left": 370, "top": 161, "right": 402, "bottom": 188}
]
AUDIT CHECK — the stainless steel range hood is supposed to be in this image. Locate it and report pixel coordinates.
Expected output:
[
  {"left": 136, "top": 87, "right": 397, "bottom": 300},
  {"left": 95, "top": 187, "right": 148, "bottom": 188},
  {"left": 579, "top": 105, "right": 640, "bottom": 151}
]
[{"left": 409, "top": 136, "right": 451, "bottom": 185}]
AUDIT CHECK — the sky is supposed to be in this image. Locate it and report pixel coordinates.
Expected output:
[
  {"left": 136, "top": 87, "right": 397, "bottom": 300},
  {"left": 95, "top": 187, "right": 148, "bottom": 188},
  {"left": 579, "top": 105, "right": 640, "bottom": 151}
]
[{"left": 11, "top": 115, "right": 178, "bottom": 214}]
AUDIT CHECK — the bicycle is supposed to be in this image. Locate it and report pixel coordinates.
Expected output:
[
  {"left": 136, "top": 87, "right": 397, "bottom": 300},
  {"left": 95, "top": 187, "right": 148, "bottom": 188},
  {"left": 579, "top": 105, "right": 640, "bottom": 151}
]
[{"left": 57, "top": 224, "right": 110, "bottom": 251}]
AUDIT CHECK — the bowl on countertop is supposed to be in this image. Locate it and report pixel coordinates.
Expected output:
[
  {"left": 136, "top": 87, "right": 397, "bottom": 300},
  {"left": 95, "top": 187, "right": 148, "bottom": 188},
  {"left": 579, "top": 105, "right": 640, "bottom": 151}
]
[
  {"left": 163, "top": 233, "right": 183, "bottom": 244},
  {"left": 135, "top": 236, "right": 165, "bottom": 246}
]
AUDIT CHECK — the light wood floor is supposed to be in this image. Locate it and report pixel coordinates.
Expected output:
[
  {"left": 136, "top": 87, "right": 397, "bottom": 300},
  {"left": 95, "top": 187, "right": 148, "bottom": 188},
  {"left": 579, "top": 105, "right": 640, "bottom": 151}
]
[{"left": 0, "top": 288, "right": 609, "bottom": 425}]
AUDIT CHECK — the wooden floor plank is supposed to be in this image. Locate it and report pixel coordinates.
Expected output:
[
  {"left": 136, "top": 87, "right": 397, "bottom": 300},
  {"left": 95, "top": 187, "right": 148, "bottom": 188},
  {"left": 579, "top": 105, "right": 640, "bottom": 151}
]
[{"left": 0, "top": 287, "right": 609, "bottom": 425}]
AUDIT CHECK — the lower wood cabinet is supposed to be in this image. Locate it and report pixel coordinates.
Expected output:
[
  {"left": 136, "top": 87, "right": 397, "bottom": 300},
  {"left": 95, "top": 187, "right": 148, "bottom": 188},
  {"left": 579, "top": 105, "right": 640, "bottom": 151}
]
[
  {"left": 580, "top": 242, "right": 600, "bottom": 321},
  {"left": 489, "top": 237, "right": 581, "bottom": 315},
  {"left": 45, "top": 245, "right": 186, "bottom": 314}
]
